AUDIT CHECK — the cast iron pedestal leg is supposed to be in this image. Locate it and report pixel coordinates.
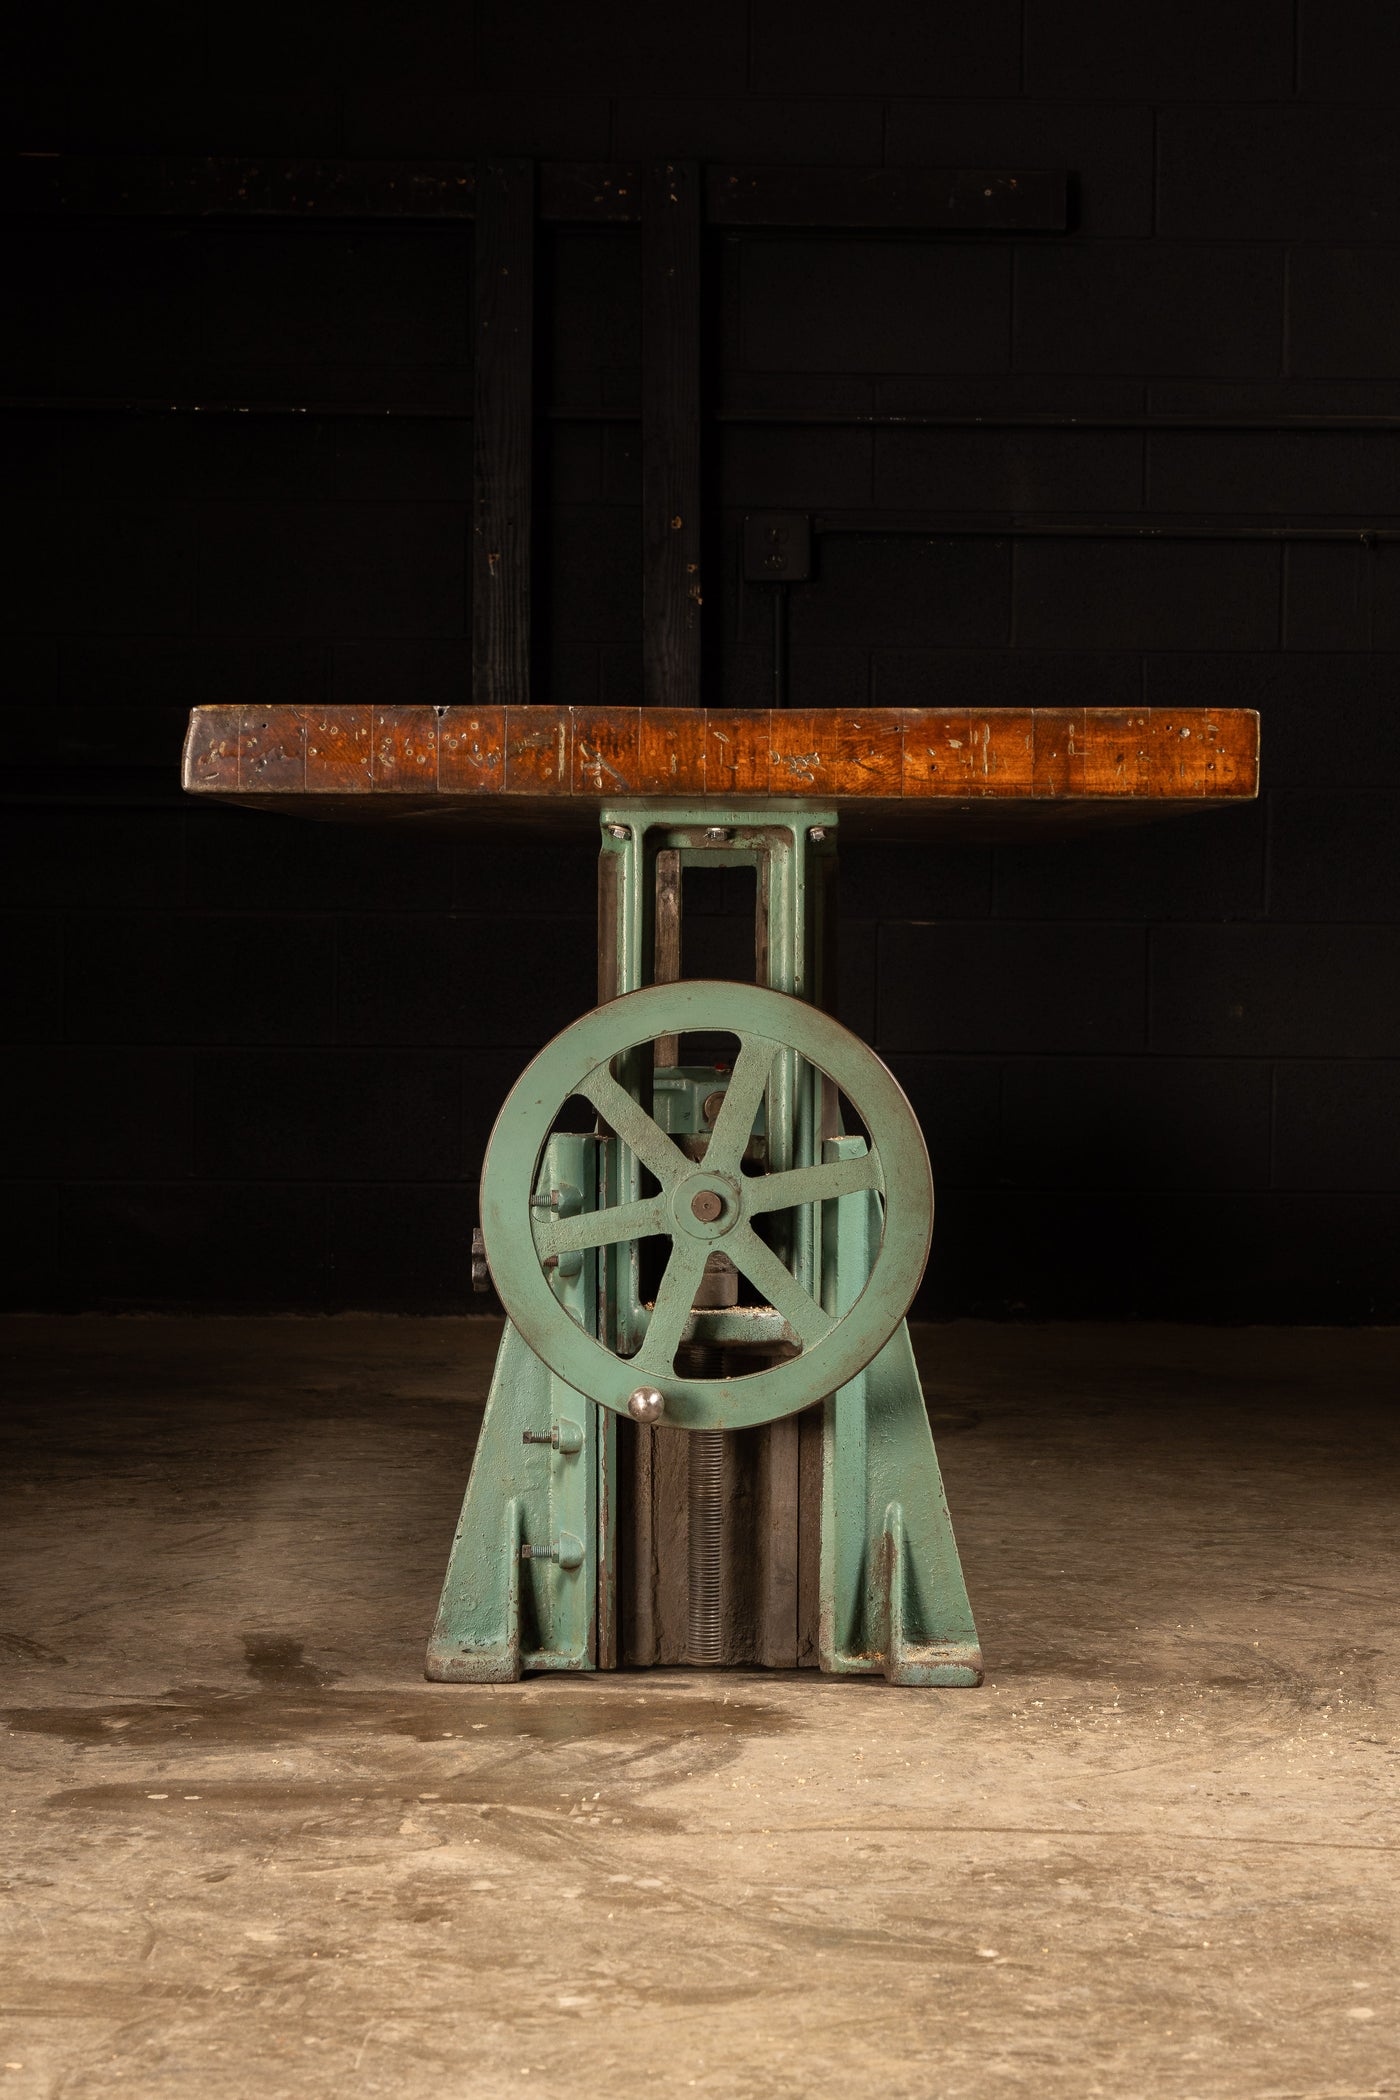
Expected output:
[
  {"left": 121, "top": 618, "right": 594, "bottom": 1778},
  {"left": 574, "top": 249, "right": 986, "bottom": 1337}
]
[{"left": 426, "top": 803, "right": 981, "bottom": 1685}]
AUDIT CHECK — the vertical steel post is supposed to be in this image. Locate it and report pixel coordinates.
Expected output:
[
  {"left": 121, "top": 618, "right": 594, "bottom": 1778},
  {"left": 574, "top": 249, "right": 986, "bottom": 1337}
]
[{"left": 597, "top": 805, "right": 834, "bottom": 1667}]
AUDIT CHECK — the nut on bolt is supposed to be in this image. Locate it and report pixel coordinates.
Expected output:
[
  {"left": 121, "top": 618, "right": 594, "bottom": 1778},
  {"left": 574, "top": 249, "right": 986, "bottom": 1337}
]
[{"left": 522, "top": 1418, "right": 584, "bottom": 1454}]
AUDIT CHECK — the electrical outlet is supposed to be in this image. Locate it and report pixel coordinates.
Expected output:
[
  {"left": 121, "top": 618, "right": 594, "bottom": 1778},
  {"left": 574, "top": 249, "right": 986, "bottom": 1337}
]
[{"left": 743, "top": 511, "right": 812, "bottom": 582}]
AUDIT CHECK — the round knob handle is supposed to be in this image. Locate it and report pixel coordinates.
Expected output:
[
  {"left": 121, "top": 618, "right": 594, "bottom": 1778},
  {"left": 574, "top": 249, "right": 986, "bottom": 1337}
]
[{"left": 627, "top": 1386, "right": 666, "bottom": 1424}]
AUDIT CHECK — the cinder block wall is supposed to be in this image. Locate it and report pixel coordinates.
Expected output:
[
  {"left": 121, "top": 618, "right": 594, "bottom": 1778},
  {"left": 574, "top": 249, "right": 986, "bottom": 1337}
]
[{"left": 4, "top": 1, "right": 1399, "bottom": 1317}]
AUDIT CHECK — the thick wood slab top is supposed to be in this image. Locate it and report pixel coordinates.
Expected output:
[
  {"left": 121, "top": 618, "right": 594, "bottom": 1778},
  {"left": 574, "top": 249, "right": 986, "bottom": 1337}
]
[{"left": 182, "top": 704, "right": 1258, "bottom": 834}]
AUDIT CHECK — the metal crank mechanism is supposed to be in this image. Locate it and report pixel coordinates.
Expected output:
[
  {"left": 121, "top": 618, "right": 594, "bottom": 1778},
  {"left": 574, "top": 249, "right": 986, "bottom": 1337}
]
[
  {"left": 482, "top": 981, "right": 931, "bottom": 1433},
  {"left": 426, "top": 803, "right": 983, "bottom": 1690}
]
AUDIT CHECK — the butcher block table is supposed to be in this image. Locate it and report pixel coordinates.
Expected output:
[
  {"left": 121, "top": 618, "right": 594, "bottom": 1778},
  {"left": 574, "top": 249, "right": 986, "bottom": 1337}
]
[
  {"left": 183, "top": 703, "right": 1257, "bottom": 833},
  {"left": 181, "top": 700, "right": 1259, "bottom": 1688}
]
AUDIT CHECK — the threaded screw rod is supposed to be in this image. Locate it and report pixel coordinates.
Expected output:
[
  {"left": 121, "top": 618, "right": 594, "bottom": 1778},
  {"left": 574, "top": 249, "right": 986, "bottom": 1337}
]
[{"left": 681, "top": 1343, "right": 726, "bottom": 1665}]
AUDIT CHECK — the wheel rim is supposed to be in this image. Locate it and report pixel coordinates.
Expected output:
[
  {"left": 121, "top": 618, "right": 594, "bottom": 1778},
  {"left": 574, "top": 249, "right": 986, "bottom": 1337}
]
[{"left": 480, "top": 980, "right": 933, "bottom": 1430}]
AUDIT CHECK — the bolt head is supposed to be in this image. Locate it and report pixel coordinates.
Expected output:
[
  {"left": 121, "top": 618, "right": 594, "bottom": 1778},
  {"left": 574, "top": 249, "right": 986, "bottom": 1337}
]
[
  {"left": 606, "top": 822, "right": 630, "bottom": 840},
  {"left": 690, "top": 1188, "right": 724, "bottom": 1223},
  {"left": 627, "top": 1386, "right": 665, "bottom": 1424},
  {"left": 702, "top": 1090, "right": 726, "bottom": 1124},
  {"left": 809, "top": 825, "right": 827, "bottom": 842},
  {"left": 703, "top": 826, "right": 730, "bottom": 843}
]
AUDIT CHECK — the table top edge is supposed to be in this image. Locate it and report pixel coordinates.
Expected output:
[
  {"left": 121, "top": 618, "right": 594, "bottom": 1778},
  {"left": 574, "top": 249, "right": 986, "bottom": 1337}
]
[{"left": 182, "top": 703, "right": 1260, "bottom": 808}]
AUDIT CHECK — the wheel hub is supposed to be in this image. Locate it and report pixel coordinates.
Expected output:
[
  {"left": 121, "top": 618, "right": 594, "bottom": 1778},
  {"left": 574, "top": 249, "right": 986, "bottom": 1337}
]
[{"left": 673, "top": 1170, "right": 740, "bottom": 1239}]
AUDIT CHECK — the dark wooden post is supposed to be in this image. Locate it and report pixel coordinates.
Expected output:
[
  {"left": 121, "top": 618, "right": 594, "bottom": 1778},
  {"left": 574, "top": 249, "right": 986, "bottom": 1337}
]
[
  {"left": 642, "top": 161, "right": 702, "bottom": 711},
  {"left": 472, "top": 159, "right": 534, "bottom": 708}
]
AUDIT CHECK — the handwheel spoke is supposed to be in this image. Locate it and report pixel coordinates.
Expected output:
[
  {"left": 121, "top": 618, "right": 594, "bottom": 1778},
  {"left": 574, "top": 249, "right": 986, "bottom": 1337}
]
[
  {"left": 706, "top": 1034, "right": 780, "bottom": 1173},
  {"left": 744, "top": 1148, "right": 882, "bottom": 1217},
  {"left": 726, "top": 1225, "right": 835, "bottom": 1349},
  {"left": 632, "top": 1237, "right": 712, "bottom": 1379},
  {"left": 535, "top": 1194, "right": 667, "bottom": 1259},
  {"left": 577, "top": 1065, "right": 691, "bottom": 1188}
]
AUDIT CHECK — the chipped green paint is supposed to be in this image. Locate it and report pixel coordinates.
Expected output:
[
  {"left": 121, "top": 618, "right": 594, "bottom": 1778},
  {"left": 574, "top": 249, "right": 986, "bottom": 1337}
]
[
  {"left": 481, "top": 980, "right": 930, "bottom": 1432},
  {"left": 425, "top": 1134, "right": 599, "bottom": 1681},
  {"left": 426, "top": 801, "right": 980, "bottom": 1686},
  {"left": 819, "top": 1138, "right": 982, "bottom": 1686}
]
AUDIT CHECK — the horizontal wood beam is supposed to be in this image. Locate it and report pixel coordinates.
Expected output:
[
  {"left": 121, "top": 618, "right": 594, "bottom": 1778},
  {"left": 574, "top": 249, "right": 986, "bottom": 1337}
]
[
  {"left": 11, "top": 153, "right": 482, "bottom": 220},
  {"left": 10, "top": 396, "right": 1400, "bottom": 436},
  {"left": 811, "top": 513, "right": 1400, "bottom": 540},
  {"left": 706, "top": 165, "right": 1065, "bottom": 230},
  {"left": 10, "top": 154, "right": 1065, "bottom": 229},
  {"left": 181, "top": 704, "right": 1259, "bottom": 812}
]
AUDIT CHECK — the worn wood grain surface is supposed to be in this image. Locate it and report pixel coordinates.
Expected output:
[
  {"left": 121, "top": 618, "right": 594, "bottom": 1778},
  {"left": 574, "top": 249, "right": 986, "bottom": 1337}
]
[
  {"left": 183, "top": 709, "right": 1259, "bottom": 797},
  {"left": 184, "top": 704, "right": 1258, "bottom": 819}
]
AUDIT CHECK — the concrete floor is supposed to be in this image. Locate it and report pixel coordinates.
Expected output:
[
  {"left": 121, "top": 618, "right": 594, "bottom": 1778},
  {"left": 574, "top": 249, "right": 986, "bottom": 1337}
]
[{"left": 1, "top": 1318, "right": 1397, "bottom": 2100}]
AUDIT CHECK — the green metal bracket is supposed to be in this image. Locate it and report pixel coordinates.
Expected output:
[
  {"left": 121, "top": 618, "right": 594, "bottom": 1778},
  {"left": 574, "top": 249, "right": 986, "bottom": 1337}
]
[
  {"left": 820, "top": 1137, "right": 982, "bottom": 1686},
  {"left": 426, "top": 1133, "right": 601, "bottom": 1680}
]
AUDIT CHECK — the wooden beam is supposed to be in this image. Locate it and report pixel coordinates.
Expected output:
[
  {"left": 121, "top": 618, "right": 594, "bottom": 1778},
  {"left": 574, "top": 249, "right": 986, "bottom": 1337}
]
[
  {"left": 707, "top": 165, "right": 1066, "bottom": 230},
  {"left": 182, "top": 705, "right": 1262, "bottom": 811},
  {"left": 10, "top": 155, "right": 1065, "bottom": 229},
  {"left": 642, "top": 161, "right": 702, "bottom": 712},
  {"left": 538, "top": 163, "right": 642, "bottom": 222},
  {"left": 10, "top": 153, "right": 479, "bottom": 219},
  {"left": 472, "top": 160, "right": 534, "bottom": 710}
]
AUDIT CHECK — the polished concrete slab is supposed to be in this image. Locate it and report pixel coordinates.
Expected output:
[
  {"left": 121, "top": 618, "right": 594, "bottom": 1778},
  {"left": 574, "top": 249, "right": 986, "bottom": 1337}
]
[{"left": 1, "top": 1317, "right": 1397, "bottom": 2100}]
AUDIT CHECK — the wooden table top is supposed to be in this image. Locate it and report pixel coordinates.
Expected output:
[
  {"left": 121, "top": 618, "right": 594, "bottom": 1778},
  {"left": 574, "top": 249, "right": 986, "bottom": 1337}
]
[{"left": 182, "top": 703, "right": 1258, "bottom": 836}]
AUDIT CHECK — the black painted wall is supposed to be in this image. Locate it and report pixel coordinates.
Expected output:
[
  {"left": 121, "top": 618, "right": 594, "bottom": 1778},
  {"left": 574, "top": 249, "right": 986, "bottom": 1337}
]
[{"left": 4, "top": 2, "right": 1399, "bottom": 1318}]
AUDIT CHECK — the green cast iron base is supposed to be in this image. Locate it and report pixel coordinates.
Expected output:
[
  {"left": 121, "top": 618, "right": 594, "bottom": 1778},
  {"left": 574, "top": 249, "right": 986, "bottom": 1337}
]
[
  {"left": 426, "top": 1135, "right": 605, "bottom": 1682},
  {"left": 426, "top": 800, "right": 981, "bottom": 1688},
  {"left": 426, "top": 1139, "right": 981, "bottom": 1688}
]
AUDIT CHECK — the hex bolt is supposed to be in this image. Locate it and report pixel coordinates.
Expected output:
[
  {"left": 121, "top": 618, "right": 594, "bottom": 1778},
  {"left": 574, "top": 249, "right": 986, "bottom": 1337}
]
[
  {"left": 703, "top": 825, "right": 731, "bottom": 843},
  {"left": 690, "top": 1189, "right": 724, "bottom": 1223},
  {"left": 532, "top": 1181, "right": 581, "bottom": 1220},
  {"left": 809, "top": 826, "right": 827, "bottom": 842},
  {"left": 606, "top": 822, "right": 630, "bottom": 840},
  {"left": 522, "top": 1420, "right": 583, "bottom": 1455},
  {"left": 521, "top": 1531, "right": 584, "bottom": 1569},
  {"left": 627, "top": 1386, "right": 666, "bottom": 1424}
]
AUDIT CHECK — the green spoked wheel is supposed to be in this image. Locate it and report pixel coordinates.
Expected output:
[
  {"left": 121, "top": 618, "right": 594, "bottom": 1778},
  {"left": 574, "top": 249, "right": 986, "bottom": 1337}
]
[{"left": 479, "top": 980, "right": 933, "bottom": 1431}]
